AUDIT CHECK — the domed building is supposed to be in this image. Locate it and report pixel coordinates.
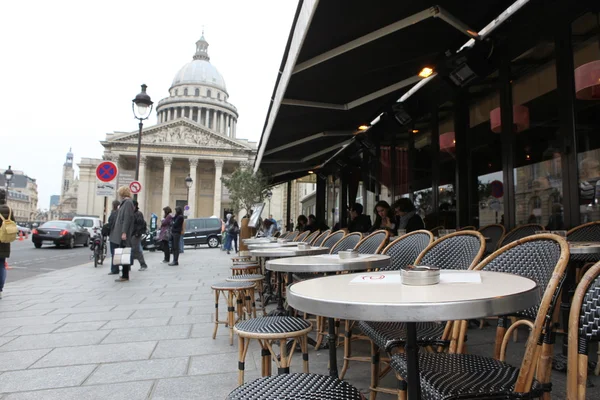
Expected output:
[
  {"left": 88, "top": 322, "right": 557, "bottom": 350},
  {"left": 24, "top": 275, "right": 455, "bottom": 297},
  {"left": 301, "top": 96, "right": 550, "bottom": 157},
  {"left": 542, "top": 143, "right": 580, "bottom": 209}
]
[{"left": 76, "top": 35, "right": 256, "bottom": 221}]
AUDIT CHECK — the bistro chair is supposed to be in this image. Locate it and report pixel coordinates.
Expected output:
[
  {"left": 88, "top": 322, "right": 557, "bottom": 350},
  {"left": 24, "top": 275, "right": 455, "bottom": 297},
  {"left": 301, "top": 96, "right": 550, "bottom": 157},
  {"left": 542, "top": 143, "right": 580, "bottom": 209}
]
[
  {"left": 355, "top": 231, "right": 486, "bottom": 393},
  {"left": 354, "top": 230, "right": 390, "bottom": 254},
  {"left": 211, "top": 281, "right": 257, "bottom": 346},
  {"left": 321, "top": 230, "right": 346, "bottom": 249},
  {"left": 311, "top": 229, "right": 331, "bottom": 246},
  {"left": 226, "top": 274, "right": 265, "bottom": 316},
  {"left": 567, "top": 260, "right": 600, "bottom": 399},
  {"left": 459, "top": 225, "right": 476, "bottom": 231},
  {"left": 303, "top": 230, "right": 321, "bottom": 244},
  {"left": 295, "top": 230, "right": 311, "bottom": 242},
  {"left": 227, "top": 373, "right": 365, "bottom": 400},
  {"left": 429, "top": 225, "right": 445, "bottom": 237},
  {"left": 274, "top": 231, "right": 281, "bottom": 238},
  {"left": 388, "top": 233, "right": 569, "bottom": 400},
  {"left": 567, "top": 221, "right": 600, "bottom": 281},
  {"left": 330, "top": 232, "right": 363, "bottom": 255},
  {"left": 497, "top": 224, "right": 544, "bottom": 248},
  {"left": 479, "top": 223, "right": 506, "bottom": 255}
]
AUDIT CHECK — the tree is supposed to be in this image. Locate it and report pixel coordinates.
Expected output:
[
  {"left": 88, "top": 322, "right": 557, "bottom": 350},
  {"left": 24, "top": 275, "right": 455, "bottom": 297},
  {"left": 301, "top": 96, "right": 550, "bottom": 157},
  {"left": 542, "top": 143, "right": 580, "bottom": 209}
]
[{"left": 221, "top": 168, "right": 268, "bottom": 216}]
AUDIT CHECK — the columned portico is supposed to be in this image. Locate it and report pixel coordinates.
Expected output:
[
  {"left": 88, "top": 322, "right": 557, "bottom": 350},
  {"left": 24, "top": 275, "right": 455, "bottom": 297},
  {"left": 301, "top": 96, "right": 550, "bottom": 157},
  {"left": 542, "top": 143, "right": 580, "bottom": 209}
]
[
  {"left": 214, "top": 159, "right": 224, "bottom": 217},
  {"left": 188, "top": 158, "right": 199, "bottom": 218},
  {"left": 162, "top": 156, "right": 172, "bottom": 208}
]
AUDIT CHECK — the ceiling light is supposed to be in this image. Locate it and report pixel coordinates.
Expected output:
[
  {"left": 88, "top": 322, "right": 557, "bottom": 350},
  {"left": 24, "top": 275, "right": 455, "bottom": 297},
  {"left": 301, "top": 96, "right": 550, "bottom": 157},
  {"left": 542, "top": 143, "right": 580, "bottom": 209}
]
[
  {"left": 308, "top": 170, "right": 314, "bottom": 174},
  {"left": 412, "top": 129, "right": 419, "bottom": 133},
  {"left": 418, "top": 67, "right": 434, "bottom": 78},
  {"left": 358, "top": 125, "right": 369, "bottom": 131}
]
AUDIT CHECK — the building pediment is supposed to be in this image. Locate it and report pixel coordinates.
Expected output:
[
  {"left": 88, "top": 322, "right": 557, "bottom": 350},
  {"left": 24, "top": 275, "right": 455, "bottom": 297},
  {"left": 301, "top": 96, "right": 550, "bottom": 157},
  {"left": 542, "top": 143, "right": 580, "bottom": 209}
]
[{"left": 106, "top": 120, "right": 253, "bottom": 151}]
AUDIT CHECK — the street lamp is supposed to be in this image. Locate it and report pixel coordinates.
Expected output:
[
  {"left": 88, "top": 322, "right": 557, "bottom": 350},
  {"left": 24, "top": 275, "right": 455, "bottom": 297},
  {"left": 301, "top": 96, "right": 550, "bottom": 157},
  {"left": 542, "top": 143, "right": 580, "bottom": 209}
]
[
  {"left": 4, "top": 165, "right": 14, "bottom": 191},
  {"left": 132, "top": 84, "right": 153, "bottom": 200},
  {"left": 185, "top": 174, "right": 193, "bottom": 203}
]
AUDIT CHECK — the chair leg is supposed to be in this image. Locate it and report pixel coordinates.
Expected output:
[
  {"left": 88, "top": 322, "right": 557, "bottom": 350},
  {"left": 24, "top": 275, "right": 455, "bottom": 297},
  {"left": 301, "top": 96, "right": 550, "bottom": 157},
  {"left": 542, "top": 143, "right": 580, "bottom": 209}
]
[
  {"left": 279, "top": 338, "right": 289, "bottom": 375},
  {"left": 395, "top": 372, "right": 408, "bottom": 400},
  {"left": 212, "top": 289, "right": 220, "bottom": 340},
  {"left": 370, "top": 341, "right": 380, "bottom": 400},
  {"left": 339, "top": 321, "right": 352, "bottom": 379},
  {"left": 595, "top": 348, "right": 600, "bottom": 376},
  {"left": 301, "top": 335, "right": 309, "bottom": 373},
  {"left": 238, "top": 336, "right": 250, "bottom": 385},
  {"left": 227, "top": 291, "right": 235, "bottom": 346},
  {"left": 259, "top": 340, "right": 271, "bottom": 377},
  {"left": 314, "top": 316, "right": 324, "bottom": 349},
  {"left": 494, "top": 317, "right": 507, "bottom": 360},
  {"left": 510, "top": 316, "right": 518, "bottom": 342}
]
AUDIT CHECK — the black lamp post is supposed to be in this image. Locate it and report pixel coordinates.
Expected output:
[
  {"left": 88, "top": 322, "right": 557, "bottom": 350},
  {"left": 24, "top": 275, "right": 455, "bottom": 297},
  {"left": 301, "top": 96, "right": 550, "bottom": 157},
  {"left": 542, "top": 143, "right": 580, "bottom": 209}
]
[
  {"left": 4, "top": 165, "right": 14, "bottom": 191},
  {"left": 132, "top": 84, "right": 153, "bottom": 200},
  {"left": 185, "top": 174, "right": 193, "bottom": 203}
]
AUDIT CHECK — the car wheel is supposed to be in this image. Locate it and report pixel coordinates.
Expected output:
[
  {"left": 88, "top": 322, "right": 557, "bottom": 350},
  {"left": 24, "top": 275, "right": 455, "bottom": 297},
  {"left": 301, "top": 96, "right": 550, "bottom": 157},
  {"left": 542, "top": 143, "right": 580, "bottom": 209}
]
[
  {"left": 208, "top": 236, "right": 219, "bottom": 248},
  {"left": 68, "top": 237, "right": 75, "bottom": 249},
  {"left": 34, "top": 242, "right": 42, "bottom": 249}
]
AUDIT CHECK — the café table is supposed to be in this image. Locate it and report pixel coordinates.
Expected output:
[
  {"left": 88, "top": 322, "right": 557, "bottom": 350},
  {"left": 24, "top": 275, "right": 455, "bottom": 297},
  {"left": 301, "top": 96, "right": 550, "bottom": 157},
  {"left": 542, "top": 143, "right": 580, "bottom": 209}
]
[
  {"left": 250, "top": 246, "right": 329, "bottom": 315},
  {"left": 247, "top": 241, "right": 302, "bottom": 250},
  {"left": 287, "top": 270, "right": 539, "bottom": 400},
  {"left": 267, "top": 253, "right": 391, "bottom": 374},
  {"left": 242, "top": 237, "right": 277, "bottom": 245}
]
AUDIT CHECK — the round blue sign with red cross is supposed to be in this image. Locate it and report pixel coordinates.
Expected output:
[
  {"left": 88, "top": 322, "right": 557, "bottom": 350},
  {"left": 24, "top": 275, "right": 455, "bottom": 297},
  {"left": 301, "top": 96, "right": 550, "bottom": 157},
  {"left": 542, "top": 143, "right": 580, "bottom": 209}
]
[
  {"left": 490, "top": 180, "right": 504, "bottom": 199},
  {"left": 96, "top": 161, "right": 118, "bottom": 183}
]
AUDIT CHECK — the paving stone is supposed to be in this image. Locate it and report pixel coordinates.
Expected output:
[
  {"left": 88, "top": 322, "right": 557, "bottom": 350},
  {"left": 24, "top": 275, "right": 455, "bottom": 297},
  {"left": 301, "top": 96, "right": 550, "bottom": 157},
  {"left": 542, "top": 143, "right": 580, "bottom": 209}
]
[
  {"left": 0, "top": 349, "right": 52, "bottom": 372},
  {"left": 0, "top": 337, "right": 17, "bottom": 348},
  {"left": 31, "top": 341, "right": 157, "bottom": 368},
  {"left": 129, "top": 307, "right": 190, "bottom": 319},
  {"left": 0, "top": 364, "right": 96, "bottom": 393},
  {"left": 152, "top": 337, "right": 236, "bottom": 358},
  {"left": 52, "top": 321, "right": 108, "bottom": 333},
  {"left": 3, "top": 324, "right": 63, "bottom": 336},
  {"left": 23, "top": 302, "right": 84, "bottom": 310},
  {"left": 0, "top": 327, "right": 18, "bottom": 336},
  {"left": 85, "top": 357, "right": 188, "bottom": 384},
  {"left": 189, "top": 352, "right": 257, "bottom": 375},
  {"left": 174, "top": 301, "right": 208, "bottom": 308},
  {"left": 0, "top": 330, "right": 109, "bottom": 352},
  {"left": 0, "top": 315, "right": 66, "bottom": 327},
  {"left": 102, "top": 325, "right": 191, "bottom": 344},
  {"left": 141, "top": 295, "right": 190, "bottom": 303},
  {"left": 151, "top": 372, "right": 260, "bottom": 400},
  {"left": 189, "top": 308, "right": 214, "bottom": 316},
  {"left": 0, "top": 309, "right": 53, "bottom": 318},
  {"left": 169, "top": 315, "right": 211, "bottom": 325},
  {"left": 2, "top": 381, "right": 153, "bottom": 400},
  {"left": 58, "top": 311, "right": 133, "bottom": 323},
  {"left": 101, "top": 317, "right": 170, "bottom": 330},
  {"left": 112, "top": 302, "right": 176, "bottom": 311},
  {"left": 46, "top": 306, "right": 116, "bottom": 315},
  {"left": 190, "top": 323, "right": 227, "bottom": 338}
]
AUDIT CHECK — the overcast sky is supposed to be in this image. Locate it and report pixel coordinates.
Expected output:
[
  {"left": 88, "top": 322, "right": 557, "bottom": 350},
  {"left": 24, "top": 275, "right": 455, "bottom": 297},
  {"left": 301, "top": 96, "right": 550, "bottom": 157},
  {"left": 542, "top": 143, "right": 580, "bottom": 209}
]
[{"left": 0, "top": 0, "right": 298, "bottom": 209}]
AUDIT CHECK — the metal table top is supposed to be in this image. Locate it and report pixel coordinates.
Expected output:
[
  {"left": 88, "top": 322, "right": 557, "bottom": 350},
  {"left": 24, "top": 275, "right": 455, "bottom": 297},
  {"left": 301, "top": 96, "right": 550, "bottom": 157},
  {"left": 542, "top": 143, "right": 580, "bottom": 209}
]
[
  {"left": 242, "top": 238, "right": 277, "bottom": 245},
  {"left": 250, "top": 246, "right": 330, "bottom": 258},
  {"left": 287, "top": 270, "right": 539, "bottom": 322},
  {"left": 247, "top": 241, "right": 303, "bottom": 250},
  {"left": 568, "top": 242, "right": 600, "bottom": 254},
  {"left": 267, "top": 254, "right": 390, "bottom": 273}
]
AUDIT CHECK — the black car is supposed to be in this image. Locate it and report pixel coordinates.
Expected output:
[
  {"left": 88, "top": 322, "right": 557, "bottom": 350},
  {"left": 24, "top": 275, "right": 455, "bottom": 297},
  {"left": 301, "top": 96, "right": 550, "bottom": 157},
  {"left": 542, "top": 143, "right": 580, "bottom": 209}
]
[
  {"left": 183, "top": 217, "right": 222, "bottom": 248},
  {"left": 32, "top": 221, "right": 90, "bottom": 249}
]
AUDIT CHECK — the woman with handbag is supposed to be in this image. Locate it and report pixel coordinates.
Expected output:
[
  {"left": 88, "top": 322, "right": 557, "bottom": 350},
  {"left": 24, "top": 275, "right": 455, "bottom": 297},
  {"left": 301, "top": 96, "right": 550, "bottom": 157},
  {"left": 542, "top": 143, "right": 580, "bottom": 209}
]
[
  {"left": 159, "top": 206, "right": 173, "bottom": 263},
  {"left": 109, "top": 186, "right": 135, "bottom": 282}
]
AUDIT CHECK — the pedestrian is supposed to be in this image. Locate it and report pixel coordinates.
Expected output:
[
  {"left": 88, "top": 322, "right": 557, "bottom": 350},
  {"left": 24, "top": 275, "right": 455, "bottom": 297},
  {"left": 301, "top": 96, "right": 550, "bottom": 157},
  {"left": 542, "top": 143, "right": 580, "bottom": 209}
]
[
  {"left": 159, "top": 206, "right": 173, "bottom": 263},
  {"left": 131, "top": 200, "right": 148, "bottom": 271},
  {"left": 169, "top": 207, "right": 184, "bottom": 265},
  {"left": 226, "top": 215, "right": 239, "bottom": 254},
  {"left": 109, "top": 186, "right": 135, "bottom": 282},
  {"left": 107, "top": 200, "right": 121, "bottom": 275},
  {"left": 0, "top": 189, "right": 14, "bottom": 299}
]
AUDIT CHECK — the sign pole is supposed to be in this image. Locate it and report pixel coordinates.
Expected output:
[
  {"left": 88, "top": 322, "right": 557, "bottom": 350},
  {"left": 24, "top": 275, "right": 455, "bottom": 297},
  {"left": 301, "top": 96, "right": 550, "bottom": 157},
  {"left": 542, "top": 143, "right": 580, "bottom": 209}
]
[{"left": 103, "top": 196, "right": 108, "bottom": 224}]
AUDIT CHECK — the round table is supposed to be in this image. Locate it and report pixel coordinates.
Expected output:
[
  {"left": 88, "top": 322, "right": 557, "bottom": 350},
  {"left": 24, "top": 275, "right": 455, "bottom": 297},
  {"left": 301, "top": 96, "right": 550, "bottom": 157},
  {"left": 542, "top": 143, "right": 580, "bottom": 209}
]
[
  {"left": 247, "top": 242, "right": 302, "bottom": 250},
  {"left": 267, "top": 253, "right": 391, "bottom": 377},
  {"left": 288, "top": 270, "right": 539, "bottom": 400},
  {"left": 243, "top": 238, "right": 277, "bottom": 245}
]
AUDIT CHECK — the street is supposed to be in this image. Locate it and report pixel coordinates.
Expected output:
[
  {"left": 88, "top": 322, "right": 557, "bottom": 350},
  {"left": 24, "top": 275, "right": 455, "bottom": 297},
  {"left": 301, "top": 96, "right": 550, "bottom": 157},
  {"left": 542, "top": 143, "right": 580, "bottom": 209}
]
[{"left": 5, "top": 236, "right": 93, "bottom": 282}]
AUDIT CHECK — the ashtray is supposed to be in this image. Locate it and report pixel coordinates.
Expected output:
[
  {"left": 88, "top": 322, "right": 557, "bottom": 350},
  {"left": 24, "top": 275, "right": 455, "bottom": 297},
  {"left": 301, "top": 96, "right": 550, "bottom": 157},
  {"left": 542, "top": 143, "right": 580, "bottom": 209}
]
[
  {"left": 277, "top": 239, "right": 288, "bottom": 244},
  {"left": 297, "top": 243, "right": 311, "bottom": 250},
  {"left": 401, "top": 265, "right": 440, "bottom": 286},
  {"left": 338, "top": 250, "right": 359, "bottom": 259}
]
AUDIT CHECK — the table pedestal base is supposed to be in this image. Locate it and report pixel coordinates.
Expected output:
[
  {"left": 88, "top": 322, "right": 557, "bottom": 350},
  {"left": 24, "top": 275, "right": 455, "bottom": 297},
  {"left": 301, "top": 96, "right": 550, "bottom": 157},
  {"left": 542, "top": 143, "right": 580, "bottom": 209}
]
[
  {"left": 328, "top": 317, "right": 338, "bottom": 378},
  {"left": 405, "top": 322, "right": 422, "bottom": 400}
]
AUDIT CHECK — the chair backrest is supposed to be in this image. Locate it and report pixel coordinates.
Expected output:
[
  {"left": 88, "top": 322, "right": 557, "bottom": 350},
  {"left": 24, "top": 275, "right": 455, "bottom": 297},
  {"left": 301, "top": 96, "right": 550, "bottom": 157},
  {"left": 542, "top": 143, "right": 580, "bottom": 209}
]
[
  {"left": 568, "top": 260, "right": 600, "bottom": 399},
  {"left": 303, "top": 230, "right": 320, "bottom": 243},
  {"left": 380, "top": 230, "right": 434, "bottom": 271},
  {"left": 567, "top": 221, "right": 600, "bottom": 242},
  {"left": 459, "top": 226, "right": 476, "bottom": 231},
  {"left": 415, "top": 231, "right": 485, "bottom": 271},
  {"left": 354, "top": 230, "right": 390, "bottom": 255},
  {"left": 295, "top": 231, "right": 310, "bottom": 242},
  {"left": 274, "top": 231, "right": 281, "bottom": 238},
  {"left": 321, "top": 230, "right": 346, "bottom": 249},
  {"left": 428, "top": 226, "right": 445, "bottom": 237},
  {"left": 498, "top": 224, "right": 544, "bottom": 248},
  {"left": 311, "top": 230, "right": 331, "bottom": 246},
  {"left": 330, "top": 232, "right": 363, "bottom": 255},
  {"left": 479, "top": 224, "right": 506, "bottom": 254}
]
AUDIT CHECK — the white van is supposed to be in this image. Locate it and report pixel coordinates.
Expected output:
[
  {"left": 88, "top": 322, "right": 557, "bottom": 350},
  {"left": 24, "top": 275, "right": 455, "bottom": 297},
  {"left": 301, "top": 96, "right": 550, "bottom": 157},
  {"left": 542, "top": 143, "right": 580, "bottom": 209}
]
[{"left": 72, "top": 216, "right": 102, "bottom": 236}]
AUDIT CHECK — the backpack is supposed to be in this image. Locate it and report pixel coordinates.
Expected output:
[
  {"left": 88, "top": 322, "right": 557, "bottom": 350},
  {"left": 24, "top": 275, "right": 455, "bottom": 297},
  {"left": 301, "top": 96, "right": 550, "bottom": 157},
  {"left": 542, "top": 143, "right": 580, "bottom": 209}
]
[
  {"left": 133, "top": 211, "right": 147, "bottom": 237},
  {"left": 0, "top": 207, "right": 18, "bottom": 243}
]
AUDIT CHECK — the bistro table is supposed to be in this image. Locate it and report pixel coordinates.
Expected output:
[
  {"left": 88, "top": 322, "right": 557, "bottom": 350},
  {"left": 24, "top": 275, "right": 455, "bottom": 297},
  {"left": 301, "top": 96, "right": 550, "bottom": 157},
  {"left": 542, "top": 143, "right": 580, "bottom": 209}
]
[
  {"left": 267, "top": 253, "right": 391, "bottom": 374},
  {"left": 250, "top": 246, "right": 329, "bottom": 315},
  {"left": 287, "top": 270, "right": 539, "bottom": 400},
  {"left": 247, "top": 241, "right": 302, "bottom": 250},
  {"left": 242, "top": 238, "right": 277, "bottom": 245}
]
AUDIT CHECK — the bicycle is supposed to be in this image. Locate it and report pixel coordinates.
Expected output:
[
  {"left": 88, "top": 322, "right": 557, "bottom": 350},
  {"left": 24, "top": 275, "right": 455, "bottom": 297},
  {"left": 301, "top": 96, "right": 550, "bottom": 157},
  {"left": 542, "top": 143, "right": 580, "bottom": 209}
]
[{"left": 90, "top": 228, "right": 107, "bottom": 268}]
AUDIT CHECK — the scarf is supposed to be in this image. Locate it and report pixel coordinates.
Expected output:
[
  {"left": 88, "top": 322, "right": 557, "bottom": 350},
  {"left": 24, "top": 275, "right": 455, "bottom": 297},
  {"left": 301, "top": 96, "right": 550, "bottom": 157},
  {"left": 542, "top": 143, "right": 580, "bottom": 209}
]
[{"left": 398, "top": 211, "right": 416, "bottom": 229}]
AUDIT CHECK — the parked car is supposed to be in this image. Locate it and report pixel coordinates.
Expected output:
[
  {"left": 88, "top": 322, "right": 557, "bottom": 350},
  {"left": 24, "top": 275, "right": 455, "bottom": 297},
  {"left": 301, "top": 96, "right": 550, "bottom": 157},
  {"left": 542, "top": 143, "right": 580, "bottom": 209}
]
[
  {"left": 72, "top": 216, "right": 102, "bottom": 236},
  {"left": 32, "top": 221, "right": 90, "bottom": 249},
  {"left": 183, "top": 217, "right": 222, "bottom": 248}
]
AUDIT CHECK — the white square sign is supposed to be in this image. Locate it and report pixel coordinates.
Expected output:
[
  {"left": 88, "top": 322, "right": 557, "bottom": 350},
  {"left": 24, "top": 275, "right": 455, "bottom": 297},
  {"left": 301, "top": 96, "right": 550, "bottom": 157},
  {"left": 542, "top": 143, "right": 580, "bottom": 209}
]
[{"left": 96, "top": 181, "right": 116, "bottom": 196}]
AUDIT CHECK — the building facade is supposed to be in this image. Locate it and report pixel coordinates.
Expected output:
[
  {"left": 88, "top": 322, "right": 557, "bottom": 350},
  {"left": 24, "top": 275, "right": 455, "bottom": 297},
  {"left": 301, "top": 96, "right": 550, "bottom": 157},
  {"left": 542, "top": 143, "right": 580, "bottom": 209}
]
[
  {"left": 0, "top": 168, "right": 39, "bottom": 222},
  {"left": 77, "top": 35, "right": 256, "bottom": 220}
]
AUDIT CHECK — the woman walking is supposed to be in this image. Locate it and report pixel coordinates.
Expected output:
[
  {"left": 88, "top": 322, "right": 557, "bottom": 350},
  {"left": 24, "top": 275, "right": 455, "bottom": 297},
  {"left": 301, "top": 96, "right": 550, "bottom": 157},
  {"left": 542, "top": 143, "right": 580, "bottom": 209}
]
[
  {"left": 226, "top": 215, "right": 239, "bottom": 254},
  {"left": 159, "top": 206, "right": 173, "bottom": 263},
  {"left": 169, "top": 207, "right": 184, "bottom": 266},
  {"left": 109, "top": 186, "right": 135, "bottom": 282}
]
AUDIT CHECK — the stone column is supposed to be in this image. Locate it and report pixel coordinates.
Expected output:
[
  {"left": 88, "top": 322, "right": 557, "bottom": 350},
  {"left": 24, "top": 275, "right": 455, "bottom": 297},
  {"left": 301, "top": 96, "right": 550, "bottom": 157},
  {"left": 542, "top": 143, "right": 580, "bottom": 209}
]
[
  {"left": 162, "top": 156, "right": 172, "bottom": 208},
  {"left": 227, "top": 115, "right": 232, "bottom": 136},
  {"left": 188, "top": 158, "right": 199, "bottom": 218},
  {"left": 219, "top": 111, "right": 225, "bottom": 134},
  {"left": 138, "top": 155, "right": 147, "bottom": 212},
  {"left": 213, "top": 159, "right": 224, "bottom": 218},
  {"left": 209, "top": 109, "right": 214, "bottom": 129},
  {"left": 232, "top": 119, "right": 237, "bottom": 138}
]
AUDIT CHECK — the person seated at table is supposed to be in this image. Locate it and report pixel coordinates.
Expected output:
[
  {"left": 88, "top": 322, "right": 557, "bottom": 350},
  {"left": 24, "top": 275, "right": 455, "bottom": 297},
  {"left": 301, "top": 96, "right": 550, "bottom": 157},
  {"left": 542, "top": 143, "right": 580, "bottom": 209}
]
[
  {"left": 306, "top": 214, "right": 329, "bottom": 233},
  {"left": 393, "top": 198, "right": 424, "bottom": 233},
  {"left": 262, "top": 218, "right": 276, "bottom": 237},
  {"left": 348, "top": 202, "right": 372, "bottom": 233},
  {"left": 370, "top": 200, "right": 397, "bottom": 235},
  {"left": 296, "top": 215, "right": 308, "bottom": 232}
]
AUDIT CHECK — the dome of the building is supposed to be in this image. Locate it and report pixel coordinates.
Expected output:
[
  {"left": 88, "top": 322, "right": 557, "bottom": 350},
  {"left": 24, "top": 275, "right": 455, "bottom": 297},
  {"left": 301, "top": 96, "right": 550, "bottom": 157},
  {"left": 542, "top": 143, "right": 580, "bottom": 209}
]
[{"left": 171, "top": 35, "right": 227, "bottom": 92}]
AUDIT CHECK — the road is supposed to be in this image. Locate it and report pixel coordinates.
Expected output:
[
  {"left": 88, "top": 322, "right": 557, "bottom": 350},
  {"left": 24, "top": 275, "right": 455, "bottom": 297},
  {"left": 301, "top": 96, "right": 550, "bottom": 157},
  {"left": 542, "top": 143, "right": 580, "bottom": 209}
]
[{"left": 5, "top": 236, "right": 94, "bottom": 282}]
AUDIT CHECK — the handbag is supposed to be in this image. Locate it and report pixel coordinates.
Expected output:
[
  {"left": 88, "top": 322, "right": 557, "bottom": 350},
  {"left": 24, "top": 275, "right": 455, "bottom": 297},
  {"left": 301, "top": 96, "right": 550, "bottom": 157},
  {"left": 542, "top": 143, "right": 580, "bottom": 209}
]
[{"left": 113, "top": 246, "right": 132, "bottom": 266}]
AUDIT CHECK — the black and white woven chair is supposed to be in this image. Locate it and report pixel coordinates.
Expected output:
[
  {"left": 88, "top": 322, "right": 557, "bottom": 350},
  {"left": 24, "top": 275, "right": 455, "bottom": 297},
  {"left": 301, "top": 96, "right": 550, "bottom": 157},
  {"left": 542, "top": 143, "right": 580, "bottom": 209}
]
[
  {"left": 497, "top": 224, "right": 543, "bottom": 248},
  {"left": 429, "top": 225, "right": 445, "bottom": 237},
  {"left": 330, "top": 232, "right": 362, "bottom": 255},
  {"left": 568, "top": 221, "right": 600, "bottom": 274},
  {"left": 568, "top": 260, "right": 600, "bottom": 398},
  {"left": 311, "top": 230, "right": 331, "bottom": 246},
  {"left": 354, "top": 230, "right": 389, "bottom": 255},
  {"left": 479, "top": 224, "right": 506, "bottom": 255},
  {"left": 356, "top": 231, "right": 486, "bottom": 394},
  {"left": 295, "top": 231, "right": 311, "bottom": 242},
  {"left": 303, "top": 230, "right": 321, "bottom": 244},
  {"left": 321, "top": 230, "right": 346, "bottom": 249},
  {"left": 389, "top": 234, "right": 569, "bottom": 400},
  {"left": 227, "top": 373, "right": 365, "bottom": 400},
  {"left": 378, "top": 230, "right": 433, "bottom": 271},
  {"left": 226, "top": 274, "right": 265, "bottom": 316}
]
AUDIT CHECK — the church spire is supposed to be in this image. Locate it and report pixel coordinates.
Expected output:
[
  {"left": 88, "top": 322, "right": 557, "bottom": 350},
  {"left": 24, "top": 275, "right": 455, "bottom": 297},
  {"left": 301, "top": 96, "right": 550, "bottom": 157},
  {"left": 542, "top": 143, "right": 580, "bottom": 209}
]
[{"left": 193, "top": 33, "right": 210, "bottom": 61}]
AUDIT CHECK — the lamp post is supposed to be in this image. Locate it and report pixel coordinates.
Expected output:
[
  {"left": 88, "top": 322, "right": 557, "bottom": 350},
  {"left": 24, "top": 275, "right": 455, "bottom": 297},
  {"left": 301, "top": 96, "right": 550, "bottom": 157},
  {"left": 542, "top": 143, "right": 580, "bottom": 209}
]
[
  {"left": 132, "top": 84, "right": 153, "bottom": 200},
  {"left": 4, "top": 165, "right": 13, "bottom": 192},
  {"left": 185, "top": 174, "right": 193, "bottom": 204}
]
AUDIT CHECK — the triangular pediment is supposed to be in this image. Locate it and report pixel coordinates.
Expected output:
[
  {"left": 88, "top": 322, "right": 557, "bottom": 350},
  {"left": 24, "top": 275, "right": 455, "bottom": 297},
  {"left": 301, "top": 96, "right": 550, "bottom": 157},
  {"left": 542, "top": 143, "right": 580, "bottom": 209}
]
[{"left": 106, "top": 119, "right": 253, "bottom": 151}]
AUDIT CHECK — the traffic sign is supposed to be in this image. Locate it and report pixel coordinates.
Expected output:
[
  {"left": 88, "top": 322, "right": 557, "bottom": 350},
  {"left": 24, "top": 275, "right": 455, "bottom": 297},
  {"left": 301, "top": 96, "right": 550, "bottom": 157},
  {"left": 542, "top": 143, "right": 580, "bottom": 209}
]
[
  {"left": 184, "top": 205, "right": 190, "bottom": 211},
  {"left": 129, "top": 181, "right": 142, "bottom": 194},
  {"left": 96, "top": 161, "right": 118, "bottom": 183},
  {"left": 490, "top": 180, "right": 504, "bottom": 198},
  {"left": 96, "top": 182, "right": 116, "bottom": 196}
]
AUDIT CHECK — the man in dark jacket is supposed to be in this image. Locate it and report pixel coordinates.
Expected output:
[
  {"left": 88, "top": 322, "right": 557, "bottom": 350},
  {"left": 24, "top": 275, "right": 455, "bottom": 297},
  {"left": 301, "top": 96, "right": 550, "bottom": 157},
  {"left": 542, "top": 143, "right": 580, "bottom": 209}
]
[
  {"left": 348, "top": 203, "right": 372, "bottom": 233},
  {"left": 0, "top": 189, "right": 12, "bottom": 299},
  {"left": 108, "top": 200, "right": 121, "bottom": 275},
  {"left": 109, "top": 187, "right": 135, "bottom": 282}
]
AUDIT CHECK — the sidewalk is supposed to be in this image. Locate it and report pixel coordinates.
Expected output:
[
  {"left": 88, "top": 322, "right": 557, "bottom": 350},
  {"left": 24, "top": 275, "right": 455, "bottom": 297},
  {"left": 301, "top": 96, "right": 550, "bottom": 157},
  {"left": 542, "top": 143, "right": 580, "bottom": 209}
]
[{"left": 0, "top": 247, "right": 597, "bottom": 399}]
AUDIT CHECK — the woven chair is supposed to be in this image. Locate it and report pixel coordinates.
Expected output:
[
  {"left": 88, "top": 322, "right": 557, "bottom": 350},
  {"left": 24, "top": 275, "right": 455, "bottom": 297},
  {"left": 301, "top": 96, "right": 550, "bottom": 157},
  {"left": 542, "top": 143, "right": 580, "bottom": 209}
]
[
  {"left": 303, "top": 230, "right": 321, "bottom": 243},
  {"left": 567, "top": 261, "right": 600, "bottom": 399},
  {"left": 567, "top": 221, "right": 600, "bottom": 279},
  {"left": 211, "top": 281, "right": 257, "bottom": 345},
  {"left": 274, "top": 231, "right": 281, "bottom": 238},
  {"left": 226, "top": 274, "right": 265, "bottom": 316},
  {"left": 311, "top": 230, "right": 331, "bottom": 246},
  {"left": 357, "top": 231, "right": 486, "bottom": 394},
  {"left": 330, "top": 232, "right": 363, "bottom": 255},
  {"left": 497, "top": 224, "right": 543, "bottom": 248},
  {"left": 295, "top": 231, "right": 311, "bottom": 242},
  {"left": 321, "top": 230, "right": 346, "bottom": 249},
  {"left": 378, "top": 230, "right": 434, "bottom": 271},
  {"left": 429, "top": 225, "right": 445, "bottom": 237},
  {"left": 479, "top": 224, "right": 506, "bottom": 255},
  {"left": 227, "top": 373, "right": 366, "bottom": 400},
  {"left": 459, "top": 225, "right": 476, "bottom": 231},
  {"left": 354, "top": 230, "right": 390, "bottom": 255},
  {"left": 389, "top": 234, "right": 569, "bottom": 400}
]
